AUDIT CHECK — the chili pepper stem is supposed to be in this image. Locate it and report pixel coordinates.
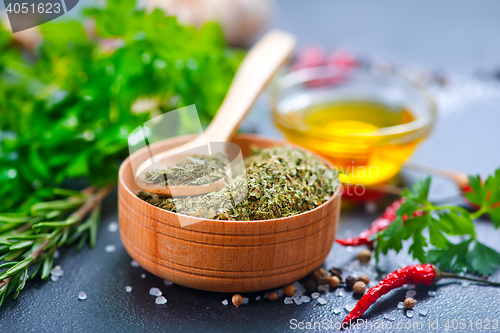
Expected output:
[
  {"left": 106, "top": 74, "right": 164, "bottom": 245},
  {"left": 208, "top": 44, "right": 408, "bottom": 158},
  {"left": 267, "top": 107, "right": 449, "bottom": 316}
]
[{"left": 433, "top": 266, "right": 500, "bottom": 287}]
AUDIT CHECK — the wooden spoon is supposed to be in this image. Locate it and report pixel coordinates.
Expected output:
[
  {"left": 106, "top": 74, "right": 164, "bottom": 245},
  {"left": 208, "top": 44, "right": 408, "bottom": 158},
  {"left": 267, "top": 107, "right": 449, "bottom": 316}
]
[{"left": 134, "top": 30, "right": 296, "bottom": 197}]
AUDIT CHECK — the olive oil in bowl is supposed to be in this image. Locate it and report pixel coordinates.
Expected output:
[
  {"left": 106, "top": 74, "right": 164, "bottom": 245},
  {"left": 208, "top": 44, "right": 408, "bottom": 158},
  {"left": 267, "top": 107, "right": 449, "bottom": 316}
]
[{"left": 272, "top": 68, "right": 436, "bottom": 185}]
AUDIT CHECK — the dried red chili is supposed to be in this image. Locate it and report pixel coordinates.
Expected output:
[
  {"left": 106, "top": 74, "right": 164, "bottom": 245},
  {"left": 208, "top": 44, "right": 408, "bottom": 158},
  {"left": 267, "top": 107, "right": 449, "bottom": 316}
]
[
  {"left": 341, "top": 264, "right": 500, "bottom": 328},
  {"left": 336, "top": 198, "right": 423, "bottom": 248}
]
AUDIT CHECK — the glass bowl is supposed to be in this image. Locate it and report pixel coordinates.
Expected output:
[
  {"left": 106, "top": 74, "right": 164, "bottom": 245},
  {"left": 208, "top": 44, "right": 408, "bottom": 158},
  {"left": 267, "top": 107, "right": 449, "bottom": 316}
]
[{"left": 271, "top": 66, "right": 437, "bottom": 185}]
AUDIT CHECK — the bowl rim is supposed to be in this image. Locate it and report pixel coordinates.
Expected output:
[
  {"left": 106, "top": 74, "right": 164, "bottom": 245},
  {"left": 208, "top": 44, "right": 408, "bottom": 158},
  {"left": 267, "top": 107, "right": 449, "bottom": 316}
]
[
  {"left": 119, "top": 133, "right": 342, "bottom": 225},
  {"left": 271, "top": 66, "right": 437, "bottom": 138}
]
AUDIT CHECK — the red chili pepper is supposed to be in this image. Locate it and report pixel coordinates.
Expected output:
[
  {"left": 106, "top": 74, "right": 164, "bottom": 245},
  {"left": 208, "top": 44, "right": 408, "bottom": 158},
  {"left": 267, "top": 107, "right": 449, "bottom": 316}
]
[
  {"left": 341, "top": 264, "right": 500, "bottom": 329},
  {"left": 341, "top": 264, "right": 435, "bottom": 328},
  {"left": 336, "top": 198, "right": 423, "bottom": 248}
]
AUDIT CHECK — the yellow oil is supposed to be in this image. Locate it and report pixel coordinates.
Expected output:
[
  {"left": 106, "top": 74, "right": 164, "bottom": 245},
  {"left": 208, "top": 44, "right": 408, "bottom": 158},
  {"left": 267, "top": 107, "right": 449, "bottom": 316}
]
[{"left": 275, "top": 100, "right": 421, "bottom": 185}]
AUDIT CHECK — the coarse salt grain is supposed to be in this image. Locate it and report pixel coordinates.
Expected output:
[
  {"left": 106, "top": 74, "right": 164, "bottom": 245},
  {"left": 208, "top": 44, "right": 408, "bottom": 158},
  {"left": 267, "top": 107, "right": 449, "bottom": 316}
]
[
  {"left": 51, "top": 267, "right": 64, "bottom": 277},
  {"left": 141, "top": 273, "right": 146, "bottom": 279},
  {"left": 156, "top": 296, "right": 167, "bottom": 305},
  {"left": 284, "top": 297, "right": 294, "bottom": 304},
  {"left": 301, "top": 296, "right": 311, "bottom": 303},
  {"left": 419, "top": 309, "right": 428, "bottom": 316},
  {"left": 335, "top": 289, "right": 344, "bottom": 297},
  {"left": 107, "top": 222, "right": 119, "bottom": 232},
  {"left": 311, "top": 292, "right": 320, "bottom": 299},
  {"left": 317, "top": 298, "right": 327, "bottom": 305},
  {"left": 317, "top": 284, "right": 329, "bottom": 292},
  {"left": 345, "top": 303, "right": 356, "bottom": 312},
  {"left": 222, "top": 299, "right": 228, "bottom": 305},
  {"left": 242, "top": 297, "right": 249, "bottom": 304},
  {"left": 333, "top": 307, "right": 343, "bottom": 315},
  {"left": 397, "top": 302, "right": 404, "bottom": 310},
  {"left": 130, "top": 260, "right": 140, "bottom": 267},
  {"left": 125, "top": 286, "right": 133, "bottom": 293},
  {"left": 293, "top": 297, "right": 303, "bottom": 305},
  {"left": 51, "top": 275, "right": 59, "bottom": 282},
  {"left": 105, "top": 245, "right": 116, "bottom": 253},
  {"left": 78, "top": 291, "right": 87, "bottom": 300},
  {"left": 264, "top": 293, "right": 270, "bottom": 299},
  {"left": 428, "top": 290, "right": 437, "bottom": 297},
  {"left": 406, "top": 310, "right": 414, "bottom": 318},
  {"left": 149, "top": 288, "right": 162, "bottom": 296},
  {"left": 384, "top": 314, "right": 397, "bottom": 322},
  {"left": 255, "top": 296, "right": 261, "bottom": 301},
  {"left": 163, "top": 280, "right": 173, "bottom": 286},
  {"left": 406, "top": 290, "right": 417, "bottom": 298}
]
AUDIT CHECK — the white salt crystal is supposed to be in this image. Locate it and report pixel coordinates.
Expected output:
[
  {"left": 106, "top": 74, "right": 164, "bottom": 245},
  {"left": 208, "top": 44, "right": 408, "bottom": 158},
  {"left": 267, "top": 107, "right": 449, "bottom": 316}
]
[
  {"left": 419, "top": 309, "right": 428, "bottom": 316},
  {"left": 406, "top": 284, "right": 416, "bottom": 289},
  {"left": 242, "top": 297, "right": 249, "bottom": 304},
  {"left": 149, "top": 287, "right": 162, "bottom": 296},
  {"left": 406, "top": 309, "right": 414, "bottom": 318},
  {"left": 51, "top": 267, "right": 64, "bottom": 277},
  {"left": 263, "top": 293, "right": 270, "bottom": 299},
  {"left": 345, "top": 303, "right": 356, "bottom": 312},
  {"left": 276, "top": 289, "right": 284, "bottom": 297},
  {"left": 107, "top": 222, "right": 119, "bottom": 232},
  {"left": 125, "top": 286, "right": 133, "bottom": 293},
  {"left": 163, "top": 280, "right": 173, "bottom": 286},
  {"left": 155, "top": 296, "right": 167, "bottom": 305},
  {"left": 406, "top": 290, "right": 417, "bottom": 298},
  {"left": 397, "top": 302, "right": 404, "bottom": 310},
  {"left": 141, "top": 273, "right": 146, "bottom": 279},
  {"left": 293, "top": 281, "right": 306, "bottom": 294},
  {"left": 333, "top": 307, "right": 343, "bottom": 315},
  {"left": 284, "top": 297, "right": 294, "bottom": 304},
  {"left": 105, "top": 245, "right": 116, "bottom": 253},
  {"left": 384, "top": 314, "right": 397, "bottom": 322},
  {"left": 461, "top": 281, "right": 470, "bottom": 287},
  {"left": 51, "top": 275, "right": 59, "bottom": 281},
  {"left": 221, "top": 299, "right": 228, "bottom": 305},
  {"left": 346, "top": 246, "right": 353, "bottom": 252},
  {"left": 311, "top": 292, "right": 320, "bottom": 299},
  {"left": 78, "top": 291, "right": 87, "bottom": 300},
  {"left": 364, "top": 201, "right": 377, "bottom": 213},
  {"left": 301, "top": 296, "right": 311, "bottom": 303},
  {"left": 293, "top": 297, "right": 303, "bottom": 305},
  {"left": 335, "top": 289, "right": 344, "bottom": 297},
  {"left": 318, "top": 284, "right": 330, "bottom": 292},
  {"left": 130, "top": 260, "right": 140, "bottom": 267},
  {"left": 317, "top": 297, "right": 327, "bottom": 305},
  {"left": 255, "top": 296, "right": 261, "bottom": 301},
  {"left": 428, "top": 290, "right": 437, "bottom": 297}
]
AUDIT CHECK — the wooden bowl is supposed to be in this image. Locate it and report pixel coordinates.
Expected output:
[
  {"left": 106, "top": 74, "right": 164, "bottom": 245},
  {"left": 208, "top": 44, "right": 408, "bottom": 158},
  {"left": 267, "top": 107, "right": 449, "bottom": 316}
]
[{"left": 118, "top": 134, "right": 341, "bottom": 293}]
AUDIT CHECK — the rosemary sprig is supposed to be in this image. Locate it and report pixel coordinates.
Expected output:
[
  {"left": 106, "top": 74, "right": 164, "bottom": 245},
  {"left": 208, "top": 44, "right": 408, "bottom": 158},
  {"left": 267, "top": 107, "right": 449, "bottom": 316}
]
[{"left": 0, "top": 187, "right": 112, "bottom": 308}]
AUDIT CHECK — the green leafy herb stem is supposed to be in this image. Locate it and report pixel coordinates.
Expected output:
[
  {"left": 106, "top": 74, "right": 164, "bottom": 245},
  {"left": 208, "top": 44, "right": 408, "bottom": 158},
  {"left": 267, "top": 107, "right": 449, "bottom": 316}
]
[{"left": 376, "top": 168, "right": 500, "bottom": 276}]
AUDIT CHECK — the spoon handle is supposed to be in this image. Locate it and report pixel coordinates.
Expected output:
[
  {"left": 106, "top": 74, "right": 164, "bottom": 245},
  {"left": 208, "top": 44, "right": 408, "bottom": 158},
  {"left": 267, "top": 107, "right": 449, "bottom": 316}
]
[{"left": 203, "top": 30, "right": 296, "bottom": 143}]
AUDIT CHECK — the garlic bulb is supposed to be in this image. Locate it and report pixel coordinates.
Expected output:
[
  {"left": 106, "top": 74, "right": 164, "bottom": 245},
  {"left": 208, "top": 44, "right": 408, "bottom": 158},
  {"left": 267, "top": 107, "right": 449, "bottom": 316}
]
[{"left": 144, "top": 0, "right": 272, "bottom": 46}]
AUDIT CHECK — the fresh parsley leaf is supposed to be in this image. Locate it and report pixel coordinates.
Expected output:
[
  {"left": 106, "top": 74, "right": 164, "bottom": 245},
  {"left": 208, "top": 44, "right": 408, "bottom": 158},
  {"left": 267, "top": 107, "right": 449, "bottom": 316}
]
[
  {"left": 466, "top": 241, "right": 500, "bottom": 276},
  {"left": 376, "top": 171, "right": 500, "bottom": 276}
]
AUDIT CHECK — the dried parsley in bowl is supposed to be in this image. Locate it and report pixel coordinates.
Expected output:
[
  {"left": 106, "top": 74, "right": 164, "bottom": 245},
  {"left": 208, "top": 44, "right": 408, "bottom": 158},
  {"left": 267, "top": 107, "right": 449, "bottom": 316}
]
[
  {"left": 142, "top": 153, "right": 228, "bottom": 186},
  {"left": 138, "top": 146, "right": 340, "bottom": 221}
]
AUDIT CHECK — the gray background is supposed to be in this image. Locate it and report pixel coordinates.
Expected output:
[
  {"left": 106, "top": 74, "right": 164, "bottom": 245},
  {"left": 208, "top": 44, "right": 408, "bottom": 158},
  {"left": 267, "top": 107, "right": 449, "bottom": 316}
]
[{"left": 1, "top": 0, "right": 500, "bottom": 332}]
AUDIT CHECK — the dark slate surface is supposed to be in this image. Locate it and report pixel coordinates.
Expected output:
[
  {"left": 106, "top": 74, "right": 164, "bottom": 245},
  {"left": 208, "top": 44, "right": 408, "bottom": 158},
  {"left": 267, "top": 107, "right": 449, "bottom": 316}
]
[{"left": 2, "top": 1, "right": 500, "bottom": 332}]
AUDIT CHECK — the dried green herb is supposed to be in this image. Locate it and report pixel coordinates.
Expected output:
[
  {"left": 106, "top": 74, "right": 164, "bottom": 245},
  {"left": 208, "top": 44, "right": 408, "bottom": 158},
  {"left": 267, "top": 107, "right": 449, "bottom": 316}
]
[
  {"left": 140, "top": 146, "right": 340, "bottom": 221},
  {"left": 142, "top": 153, "right": 228, "bottom": 186}
]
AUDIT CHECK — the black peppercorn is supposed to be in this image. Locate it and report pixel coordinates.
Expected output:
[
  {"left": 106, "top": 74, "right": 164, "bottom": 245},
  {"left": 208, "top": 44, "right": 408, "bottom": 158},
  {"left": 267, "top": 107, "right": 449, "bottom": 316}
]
[
  {"left": 345, "top": 276, "right": 357, "bottom": 289},
  {"left": 329, "top": 267, "right": 343, "bottom": 282},
  {"left": 304, "top": 279, "right": 318, "bottom": 292}
]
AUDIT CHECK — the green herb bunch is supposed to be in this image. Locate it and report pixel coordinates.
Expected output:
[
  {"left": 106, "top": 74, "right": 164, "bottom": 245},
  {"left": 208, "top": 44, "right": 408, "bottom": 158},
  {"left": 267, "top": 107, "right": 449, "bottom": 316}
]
[
  {"left": 0, "top": 0, "right": 242, "bottom": 307},
  {"left": 376, "top": 169, "right": 500, "bottom": 276}
]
